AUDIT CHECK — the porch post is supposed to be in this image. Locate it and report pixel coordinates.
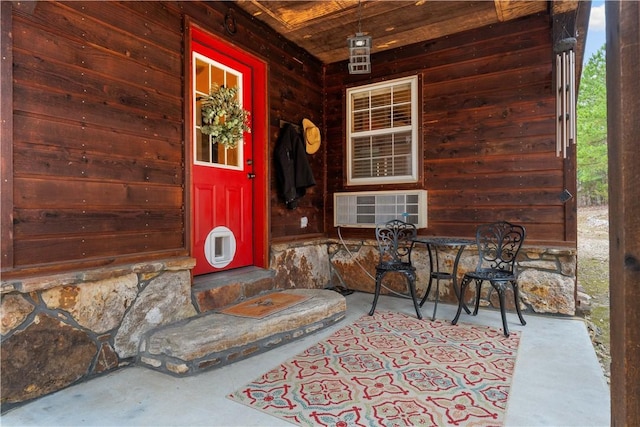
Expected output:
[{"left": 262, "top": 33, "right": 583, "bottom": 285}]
[{"left": 606, "top": 1, "right": 640, "bottom": 425}]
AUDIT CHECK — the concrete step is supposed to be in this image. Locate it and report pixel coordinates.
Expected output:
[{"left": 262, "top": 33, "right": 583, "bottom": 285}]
[
  {"left": 191, "top": 266, "right": 277, "bottom": 313},
  {"left": 138, "top": 289, "right": 346, "bottom": 376}
]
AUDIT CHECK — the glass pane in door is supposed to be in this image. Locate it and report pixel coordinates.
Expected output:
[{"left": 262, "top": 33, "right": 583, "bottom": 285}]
[{"left": 193, "top": 53, "right": 244, "bottom": 168}]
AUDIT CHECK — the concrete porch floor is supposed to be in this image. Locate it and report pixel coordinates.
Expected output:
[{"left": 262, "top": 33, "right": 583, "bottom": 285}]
[{"left": 2, "top": 291, "right": 610, "bottom": 426}]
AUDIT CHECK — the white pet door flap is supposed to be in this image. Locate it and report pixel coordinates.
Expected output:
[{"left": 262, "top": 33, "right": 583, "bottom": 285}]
[{"left": 204, "top": 226, "right": 237, "bottom": 269}]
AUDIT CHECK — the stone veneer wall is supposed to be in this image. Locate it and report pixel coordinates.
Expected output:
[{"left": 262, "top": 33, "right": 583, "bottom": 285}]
[
  {"left": 326, "top": 238, "right": 577, "bottom": 316},
  {"left": 269, "top": 238, "right": 577, "bottom": 316},
  {"left": 0, "top": 257, "right": 197, "bottom": 410},
  {"left": 270, "top": 238, "right": 332, "bottom": 290}
]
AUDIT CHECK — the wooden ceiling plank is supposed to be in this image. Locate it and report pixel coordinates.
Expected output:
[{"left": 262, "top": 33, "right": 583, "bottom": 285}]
[
  {"left": 552, "top": 1, "right": 580, "bottom": 15},
  {"left": 292, "top": 1, "right": 499, "bottom": 62},
  {"left": 291, "top": 1, "right": 480, "bottom": 38},
  {"left": 321, "top": 5, "right": 501, "bottom": 63},
  {"left": 494, "top": 0, "right": 547, "bottom": 22},
  {"left": 233, "top": 0, "right": 352, "bottom": 31},
  {"left": 233, "top": 0, "right": 579, "bottom": 64}
]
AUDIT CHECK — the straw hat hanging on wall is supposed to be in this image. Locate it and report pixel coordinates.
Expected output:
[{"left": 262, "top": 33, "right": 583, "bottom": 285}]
[{"left": 302, "top": 119, "right": 321, "bottom": 155}]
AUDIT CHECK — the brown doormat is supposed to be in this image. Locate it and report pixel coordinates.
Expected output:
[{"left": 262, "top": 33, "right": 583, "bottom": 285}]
[{"left": 220, "top": 292, "right": 312, "bottom": 319}]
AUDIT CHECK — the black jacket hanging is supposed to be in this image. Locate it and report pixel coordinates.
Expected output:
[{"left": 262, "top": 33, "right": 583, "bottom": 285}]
[{"left": 274, "top": 124, "right": 316, "bottom": 209}]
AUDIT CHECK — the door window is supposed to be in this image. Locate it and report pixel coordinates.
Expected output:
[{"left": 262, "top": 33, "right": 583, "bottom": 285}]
[{"left": 193, "top": 53, "right": 243, "bottom": 169}]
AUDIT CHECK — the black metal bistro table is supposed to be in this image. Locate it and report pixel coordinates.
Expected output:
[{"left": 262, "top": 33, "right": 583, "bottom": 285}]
[{"left": 411, "top": 237, "right": 475, "bottom": 320}]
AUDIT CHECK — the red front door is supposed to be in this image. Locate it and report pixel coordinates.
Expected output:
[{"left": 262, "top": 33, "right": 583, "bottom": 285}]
[{"left": 191, "top": 29, "right": 260, "bottom": 275}]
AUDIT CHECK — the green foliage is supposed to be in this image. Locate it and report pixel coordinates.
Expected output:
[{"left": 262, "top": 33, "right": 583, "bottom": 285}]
[
  {"left": 200, "top": 84, "right": 251, "bottom": 148},
  {"left": 577, "top": 45, "right": 608, "bottom": 205}
]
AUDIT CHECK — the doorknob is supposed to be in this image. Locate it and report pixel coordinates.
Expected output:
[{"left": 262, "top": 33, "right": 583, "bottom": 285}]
[{"left": 247, "top": 173, "right": 256, "bottom": 179}]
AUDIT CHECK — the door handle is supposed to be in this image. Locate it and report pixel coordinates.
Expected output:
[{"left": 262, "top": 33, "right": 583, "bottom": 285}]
[{"left": 247, "top": 173, "right": 256, "bottom": 179}]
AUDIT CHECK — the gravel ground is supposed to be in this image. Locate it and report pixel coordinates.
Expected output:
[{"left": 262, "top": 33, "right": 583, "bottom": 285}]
[
  {"left": 578, "top": 207, "right": 609, "bottom": 260},
  {"left": 577, "top": 205, "right": 610, "bottom": 383}
]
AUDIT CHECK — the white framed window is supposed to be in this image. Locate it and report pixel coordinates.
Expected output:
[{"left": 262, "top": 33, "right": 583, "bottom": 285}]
[
  {"left": 193, "top": 52, "right": 244, "bottom": 170},
  {"left": 346, "top": 76, "right": 419, "bottom": 185}
]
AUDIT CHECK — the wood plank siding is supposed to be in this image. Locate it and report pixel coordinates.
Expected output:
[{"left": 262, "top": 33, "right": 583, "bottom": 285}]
[
  {"left": 8, "top": 1, "right": 184, "bottom": 273},
  {"left": 3, "top": 1, "right": 324, "bottom": 277},
  {"left": 324, "top": 13, "right": 577, "bottom": 245}
]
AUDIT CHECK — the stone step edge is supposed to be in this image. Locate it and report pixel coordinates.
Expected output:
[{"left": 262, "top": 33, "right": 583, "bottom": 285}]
[
  {"left": 137, "top": 290, "right": 346, "bottom": 377},
  {"left": 139, "top": 312, "right": 346, "bottom": 377},
  {"left": 191, "top": 268, "right": 278, "bottom": 314},
  {"left": 191, "top": 266, "right": 275, "bottom": 291}
]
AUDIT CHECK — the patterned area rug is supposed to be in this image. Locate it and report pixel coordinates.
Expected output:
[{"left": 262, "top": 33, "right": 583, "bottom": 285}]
[
  {"left": 228, "top": 311, "right": 521, "bottom": 426},
  {"left": 220, "top": 292, "right": 311, "bottom": 319}
]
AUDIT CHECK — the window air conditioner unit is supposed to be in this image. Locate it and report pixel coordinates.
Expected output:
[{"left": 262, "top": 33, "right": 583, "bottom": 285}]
[{"left": 334, "top": 190, "right": 427, "bottom": 228}]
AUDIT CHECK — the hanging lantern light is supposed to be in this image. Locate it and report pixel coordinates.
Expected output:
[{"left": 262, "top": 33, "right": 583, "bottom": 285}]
[
  {"left": 348, "top": 1, "right": 371, "bottom": 74},
  {"left": 348, "top": 33, "right": 371, "bottom": 74}
]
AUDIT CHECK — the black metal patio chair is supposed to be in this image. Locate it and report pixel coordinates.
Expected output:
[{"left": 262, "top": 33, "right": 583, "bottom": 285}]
[
  {"left": 368, "top": 219, "right": 422, "bottom": 319},
  {"left": 452, "top": 221, "right": 527, "bottom": 336}
]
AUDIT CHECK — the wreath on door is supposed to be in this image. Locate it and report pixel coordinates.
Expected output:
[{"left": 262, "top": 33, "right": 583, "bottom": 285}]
[{"left": 200, "top": 84, "right": 251, "bottom": 148}]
